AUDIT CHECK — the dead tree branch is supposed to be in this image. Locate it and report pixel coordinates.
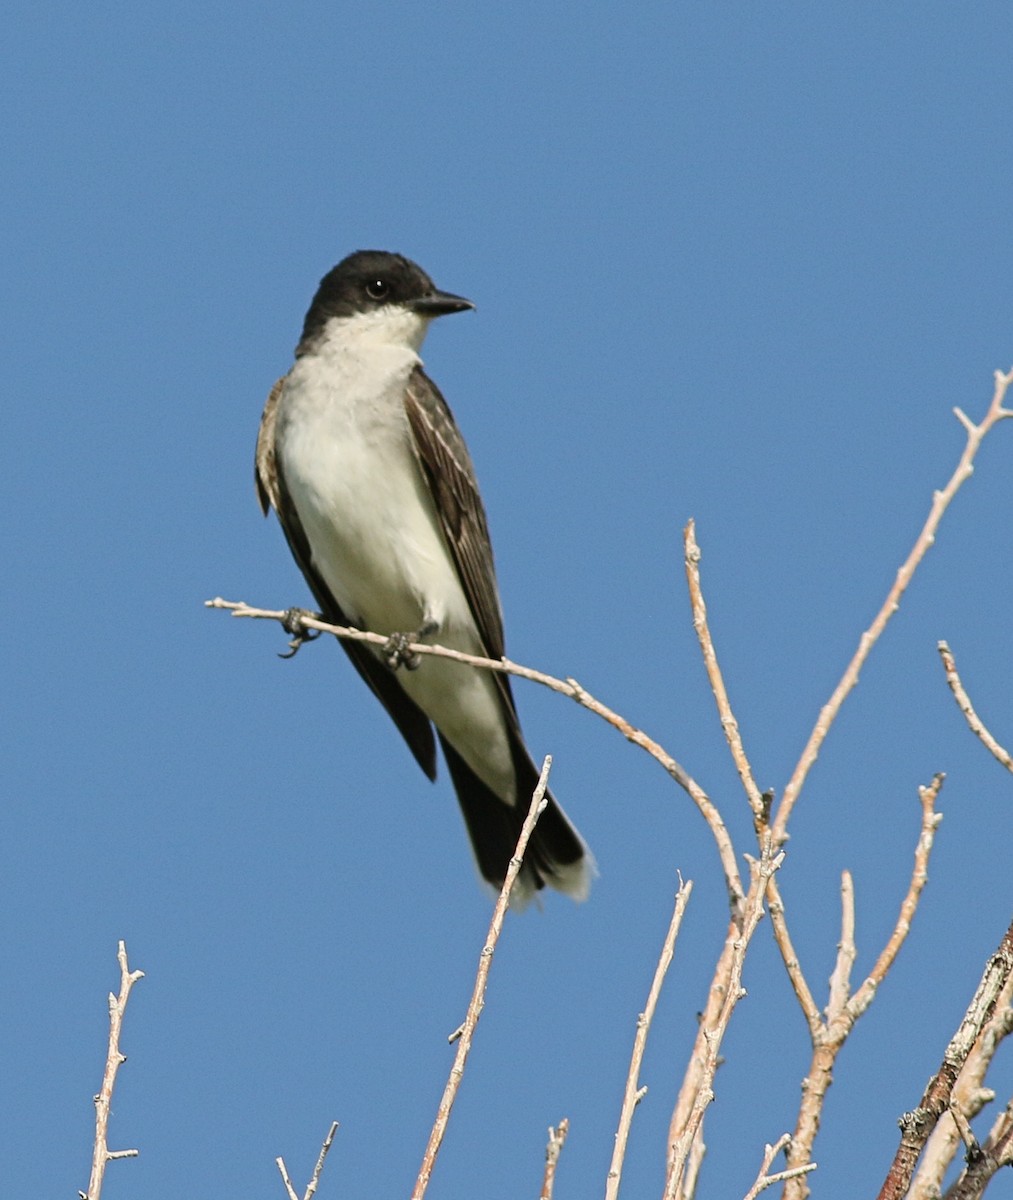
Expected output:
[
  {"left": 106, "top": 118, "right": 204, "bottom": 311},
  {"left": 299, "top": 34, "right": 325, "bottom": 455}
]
[
  {"left": 937, "top": 641, "right": 1013, "bottom": 775},
  {"left": 275, "top": 1122, "right": 339, "bottom": 1200},
  {"left": 540, "top": 1119, "right": 570, "bottom": 1200},
  {"left": 80, "top": 941, "right": 144, "bottom": 1200},
  {"left": 876, "top": 914, "right": 1013, "bottom": 1200},
  {"left": 605, "top": 879, "right": 694, "bottom": 1200}
]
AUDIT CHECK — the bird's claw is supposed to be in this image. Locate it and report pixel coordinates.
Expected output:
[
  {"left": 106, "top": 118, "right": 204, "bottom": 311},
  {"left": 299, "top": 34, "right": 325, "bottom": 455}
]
[
  {"left": 383, "top": 631, "right": 422, "bottom": 671},
  {"left": 278, "top": 608, "right": 322, "bottom": 659}
]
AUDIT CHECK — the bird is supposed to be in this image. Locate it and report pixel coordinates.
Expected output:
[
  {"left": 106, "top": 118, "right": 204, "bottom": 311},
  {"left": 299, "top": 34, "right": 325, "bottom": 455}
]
[{"left": 255, "top": 250, "right": 593, "bottom": 903}]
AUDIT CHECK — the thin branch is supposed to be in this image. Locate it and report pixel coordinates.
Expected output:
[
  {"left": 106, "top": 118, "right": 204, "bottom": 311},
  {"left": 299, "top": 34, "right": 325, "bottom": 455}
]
[
  {"left": 605, "top": 879, "right": 694, "bottom": 1200},
  {"left": 766, "top": 878, "right": 822, "bottom": 1033},
  {"left": 275, "top": 1122, "right": 339, "bottom": 1200},
  {"left": 848, "top": 774, "right": 944, "bottom": 1018},
  {"left": 684, "top": 519, "right": 765, "bottom": 825},
  {"left": 80, "top": 942, "right": 144, "bottom": 1200},
  {"left": 741, "top": 1134, "right": 816, "bottom": 1200},
  {"left": 938, "top": 641, "right": 1013, "bottom": 774},
  {"left": 826, "top": 870, "right": 856, "bottom": 1022},
  {"left": 206, "top": 597, "right": 745, "bottom": 911},
  {"left": 876, "top": 914, "right": 1013, "bottom": 1200},
  {"left": 772, "top": 367, "right": 1013, "bottom": 847},
  {"left": 541, "top": 1119, "right": 570, "bottom": 1200},
  {"left": 664, "top": 845, "right": 784, "bottom": 1200},
  {"left": 410, "top": 760, "right": 552, "bottom": 1200},
  {"left": 276, "top": 1159, "right": 299, "bottom": 1200}
]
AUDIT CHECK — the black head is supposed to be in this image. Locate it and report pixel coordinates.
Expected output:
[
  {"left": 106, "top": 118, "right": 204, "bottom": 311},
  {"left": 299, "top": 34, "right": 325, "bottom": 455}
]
[{"left": 299, "top": 250, "right": 473, "bottom": 347}]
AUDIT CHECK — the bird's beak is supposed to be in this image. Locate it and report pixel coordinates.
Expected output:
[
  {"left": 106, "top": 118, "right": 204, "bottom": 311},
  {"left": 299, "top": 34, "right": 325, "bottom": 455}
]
[{"left": 411, "top": 289, "right": 475, "bottom": 317}]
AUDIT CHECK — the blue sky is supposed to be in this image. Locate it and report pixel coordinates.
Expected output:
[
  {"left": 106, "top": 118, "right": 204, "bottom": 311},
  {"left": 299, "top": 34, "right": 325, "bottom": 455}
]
[{"left": 4, "top": 5, "right": 1013, "bottom": 1198}]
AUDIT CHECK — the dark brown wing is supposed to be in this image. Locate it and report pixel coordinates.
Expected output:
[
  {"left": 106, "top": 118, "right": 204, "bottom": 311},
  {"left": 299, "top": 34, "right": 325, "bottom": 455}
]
[
  {"left": 254, "top": 376, "right": 438, "bottom": 779},
  {"left": 403, "top": 367, "right": 508, "bottom": 665}
]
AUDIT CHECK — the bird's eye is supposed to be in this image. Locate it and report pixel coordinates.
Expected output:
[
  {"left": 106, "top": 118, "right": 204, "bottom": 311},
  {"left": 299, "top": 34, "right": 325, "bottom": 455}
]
[{"left": 365, "top": 278, "right": 389, "bottom": 300}]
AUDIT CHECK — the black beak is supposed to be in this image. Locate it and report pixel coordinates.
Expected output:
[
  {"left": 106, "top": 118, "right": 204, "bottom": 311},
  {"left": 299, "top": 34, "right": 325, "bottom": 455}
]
[{"left": 411, "top": 288, "right": 475, "bottom": 317}]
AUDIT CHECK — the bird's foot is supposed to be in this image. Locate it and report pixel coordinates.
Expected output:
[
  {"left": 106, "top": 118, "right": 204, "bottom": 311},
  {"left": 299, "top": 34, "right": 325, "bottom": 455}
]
[
  {"left": 278, "top": 607, "right": 322, "bottom": 659},
  {"left": 383, "top": 620, "right": 438, "bottom": 671}
]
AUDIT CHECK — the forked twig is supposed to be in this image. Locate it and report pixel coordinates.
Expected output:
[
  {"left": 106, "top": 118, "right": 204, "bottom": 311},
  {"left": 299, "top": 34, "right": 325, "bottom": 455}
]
[
  {"left": 741, "top": 1134, "right": 816, "bottom": 1200},
  {"left": 410, "top": 759, "right": 552, "bottom": 1200},
  {"left": 275, "top": 1121, "right": 339, "bottom": 1200},
  {"left": 769, "top": 775, "right": 943, "bottom": 1199},
  {"left": 80, "top": 941, "right": 144, "bottom": 1200}
]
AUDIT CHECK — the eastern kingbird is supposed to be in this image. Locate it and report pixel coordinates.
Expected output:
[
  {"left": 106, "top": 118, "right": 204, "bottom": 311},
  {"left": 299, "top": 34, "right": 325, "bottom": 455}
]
[{"left": 255, "top": 250, "right": 592, "bottom": 902}]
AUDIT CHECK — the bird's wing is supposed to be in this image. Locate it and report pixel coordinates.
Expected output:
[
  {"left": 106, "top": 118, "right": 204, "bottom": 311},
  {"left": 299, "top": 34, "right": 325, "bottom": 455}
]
[
  {"left": 254, "top": 375, "right": 438, "bottom": 779},
  {"left": 403, "top": 366, "right": 508, "bottom": 666}
]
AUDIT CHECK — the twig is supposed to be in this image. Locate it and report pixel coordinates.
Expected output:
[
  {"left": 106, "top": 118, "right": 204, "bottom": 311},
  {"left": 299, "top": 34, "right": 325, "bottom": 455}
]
[
  {"left": 826, "top": 870, "right": 856, "bottom": 1022},
  {"left": 741, "top": 1134, "right": 816, "bottom": 1200},
  {"left": 937, "top": 641, "right": 1013, "bottom": 775},
  {"left": 541, "top": 1119, "right": 570, "bottom": 1200},
  {"left": 80, "top": 941, "right": 144, "bottom": 1200},
  {"left": 275, "top": 1122, "right": 339, "bottom": 1200},
  {"left": 206, "top": 597, "right": 745, "bottom": 911},
  {"left": 664, "top": 845, "right": 784, "bottom": 1200},
  {"left": 605, "top": 879, "right": 693, "bottom": 1200},
  {"left": 876, "top": 914, "right": 1013, "bottom": 1200},
  {"left": 684, "top": 520, "right": 765, "bottom": 826},
  {"left": 276, "top": 1158, "right": 299, "bottom": 1200},
  {"left": 848, "top": 775, "right": 944, "bottom": 1018},
  {"left": 772, "top": 367, "right": 1013, "bottom": 847},
  {"left": 410, "top": 759, "right": 552, "bottom": 1200}
]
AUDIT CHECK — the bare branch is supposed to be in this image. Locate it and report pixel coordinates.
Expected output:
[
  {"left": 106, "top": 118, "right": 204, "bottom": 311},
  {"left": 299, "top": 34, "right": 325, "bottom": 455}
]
[
  {"left": 684, "top": 520, "right": 765, "bottom": 825},
  {"left": 767, "top": 878, "right": 822, "bottom": 1034},
  {"left": 605, "top": 879, "right": 693, "bottom": 1200},
  {"left": 540, "top": 1119, "right": 570, "bottom": 1200},
  {"left": 80, "top": 941, "right": 144, "bottom": 1200},
  {"left": 275, "top": 1122, "right": 339, "bottom": 1200},
  {"left": 826, "top": 870, "right": 856, "bottom": 1022},
  {"left": 206, "top": 597, "right": 745, "bottom": 911},
  {"left": 912, "top": 969, "right": 1013, "bottom": 1198},
  {"left": 876, "top": 914, "right": 1013, "bottom": 1200},
  {"left": 276, "top": 1159, "right": 300, "bottom": 1200},
  {"left": 410, "top": 760, "right": 552, "bottom": 1200},
  {"left": 773, "top": 778, "right": 942, "bottom": 1200},
  {"left": 938, "top": 641, "right": 1013, "bottom": 775},
  {"left": 772, "top": 367, "right": 1013, "bottom": 847},
  {"left": 849, "top": 774, "right": 944, "bottom": 1018}
]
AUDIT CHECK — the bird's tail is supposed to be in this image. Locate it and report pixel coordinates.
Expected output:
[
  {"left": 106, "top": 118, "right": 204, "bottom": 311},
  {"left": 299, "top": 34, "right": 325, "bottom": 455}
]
[{"left": 439, "top": 734, "right": 595, "bottom": 906}]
